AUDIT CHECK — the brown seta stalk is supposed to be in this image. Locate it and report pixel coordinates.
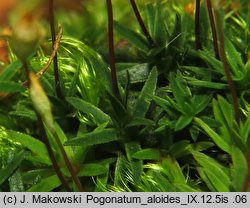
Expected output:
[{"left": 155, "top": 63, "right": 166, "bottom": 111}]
[
  {"left": 129, "top": 0, "right": 156, "bottom": 47},
  {"left": 48, "top": 0, "right": 63, "bottom": 99},
  {"left": 195, "top": 0, "right": 202, "bottom": 50},
  {"left": 106, "top": 0, "right": 120, "bottom": 99}
]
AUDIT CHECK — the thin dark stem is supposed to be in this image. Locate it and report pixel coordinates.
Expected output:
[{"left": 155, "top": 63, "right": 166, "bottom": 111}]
[
  {"left": 106, "top": 0, "right": 120, "bottom": 98},
  {"left": 195, "top": 0, "right": 202, "bottom": 50},
  {"left": 50, "top": 129, "right": 84, "bottom": 192},
  {"left": 25, "top": 64, "right": 70, "bottom": 191},
  {"left": 25, "top": 59, "right": 83, "bottom": 191},
  {"left": 214, "top": 10, "right": 240, "bottom": 124},
  {"left": 130, "top": 0, "right": 156, "bottom": 47},
  {"left": 206, "top": 0, "right": 220, "bottom": 59},
  {"left": 49, "top": 0, "right": 63, "bottom": 99},
  {"left": 36, "top": 113, "right": 71, "bottom": 191},
  {"left": 23, "top": 26, "right": 62, "bottom": 88},
  {"left": 242, "top": 151, "right": 250, "bottom": 191}
]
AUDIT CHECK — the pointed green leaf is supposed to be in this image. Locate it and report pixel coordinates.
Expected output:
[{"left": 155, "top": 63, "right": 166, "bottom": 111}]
[
  {"left": 175, "top": 115, "right": 193, "bottom": 131},
  {"left": 212, "top": 98, "right": 233, "bottom": 146},
  {"left": 225, "top": 38, "right": 245, "bottom": 77},
  {"left": 189, "top": 126, "right": 199, "bottom": 142},
  {"left": 107, "top": 93, "right": 127, "bottom": 121},
  {"left": 149, "top": 171, "right": 174, "bottom": 191},
  {"left": 22, "top": 169, "right": 54, "bottom": 184},
  {"left": 145, "top": 2, "right": 168, "bottom": 46},
  {"left": 147, "top": 46, "right": 165, "bottom": 56},
  {"left": 199, "top": 50, "right": 224, "bottom": 74},
  {"left": 64, "top": 128, "right": 118, "bottom": 146},
  {"left": 66, "top": 65, "right": 80, "bottom": 97},
  {"left": 10, "top": 109, "right": 36, "bottom": 121},
  {"left": 180, "top": 65, "right": 216, "bottom": 77},
  {"left": 44, "top": 125, "right": 62, "bottom": 160},
  {"left": 117, "top": 63, "right": 150, "bottom": 84},
  {"left": 161, "top": 156, "right": 186, "bottom": 184},
  {"left": 126, "top": 117, "right": 155, "bottom": 127},
  {"left": 150, "top": 95, "right": 174, "bottom": 114},
  {"left": 217, "top": 96, "right": 233, "bottom": 128},
  {"left": 194, "top": 117, "right": 231, "bottom": 153},
  {"left": 24, "top": 155, "right": 51, "bottom": 165},
  {"left": 114, "top": 21, "right": 149, "bottom": 52},
  {"left": 0, "top": 81, "right": 25, "bottom": 93},
  {"left": 77, "top": 163, "right": 108, "bottom": 177},
  {"left": 203, "top": 167, "right": 230, "bottom": 191},
  {"left": 114, "top": 155, "right": 128, "bottom": 188},
  {"left": 132, "top": 148, "right": 161, "bottom": 160},
  {"left": 0, "top": 61, "right": 22, "bottom": 81},
  {"left": 193, "top": 151, "right": 230, "bottom": 191},
  {"left": 66, "top": 97, "right": 111, "bottom": 125},
  {"left": 170, "top": 72, "right": 192, "bottom": 108},
  {"left": 27, "top": 174, "right": 61, "bottom": 192},
  {"left": 61, "top": 36, "right": 112, "bottom": 94},
  {"left": 94, "top": 163, "right": 109, "bottom": 192},
  {"left": 7, "top": 130, "right": 50, "bottom": 164},
  {"left": 199, "top": 4, "right": 210, "bottom": 48},
  {"left": 145, "top": 3, "right": 155, "bottom": 39},
  {"left": 190, "top": 142, "right": 214, "bottom": 152},
  {"left": 196, "top": 167, "right": 218, "bottom": 191},
  {"left": 73, "top": 124, "right": 89, "bottom": 164},
  {"left": 53, "top": 123, "right": 73, "bottom": 159},
  {"left": 186, "top": 78, "right": 228, "bottom": 89},
  {"left": 231, "top": 145, "right": 248, "bottom": 191},
  {"left": 152, "top": 3, "right": 167, "bottom": 45},
  {"left": 192, "top": 94, "right": 211, "bottom": 114},
  {"left": 169, "top": 14, "right": 183, "bottom": 48},
  {"left": 133, "top": 67, "right": 157, "bottom": 117},
  {"left": 125, "top": 141, "right": 143, "bottom": 184}
]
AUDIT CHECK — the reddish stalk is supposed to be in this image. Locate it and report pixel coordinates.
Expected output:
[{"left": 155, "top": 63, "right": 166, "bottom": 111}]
[
  {"left": 48, "top": 0, "right": 63, "bottom": 99},
  {"left": 23, "top": 26, "right": 62, "bottom": 88},
  {"left": 24, "top": 63, "right": 70, "bottom": 191},
  {"left": 36, "top": 113, "right": 71, "bottom": 191},
  {"left": 214, "top": 9, "right": 240, "bottom": 124},
  {"left": 129, "top": 0, "right": 156, "bottom": 47},
  {"left": 206, "top": 0, "right": 220, "bottom": 59},
  {"left": 25, "top": 59, "right": 83, "bottom": 191},
  {"left": 195, "top": 0, "right": 202, "bottom": 50},
  {"left": 50, "top": 129, "right": 84, "bottom": 192},
  {"left": 106, "top": 0, "right": 120, "bottom": 98}
]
